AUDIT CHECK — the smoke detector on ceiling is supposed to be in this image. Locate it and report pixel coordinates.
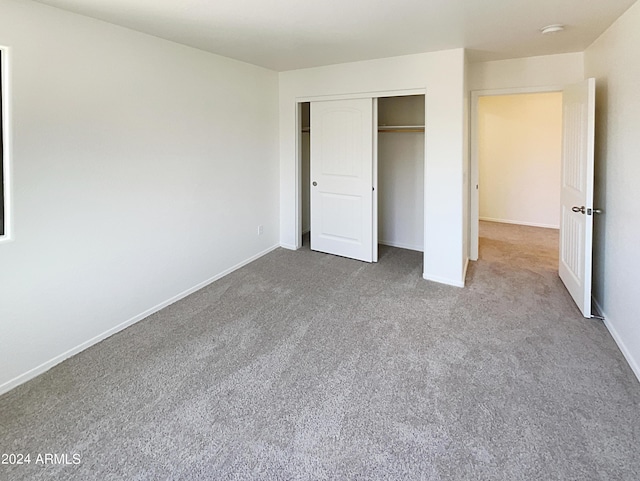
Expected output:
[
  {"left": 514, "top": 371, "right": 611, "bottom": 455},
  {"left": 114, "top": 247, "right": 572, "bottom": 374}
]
[{"left": 540, "top": 24, "right": 565, "bottom": 35}]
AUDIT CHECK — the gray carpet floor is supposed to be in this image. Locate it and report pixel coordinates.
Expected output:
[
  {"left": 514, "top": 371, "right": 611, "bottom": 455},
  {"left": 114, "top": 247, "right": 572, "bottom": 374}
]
[{"left": 1, "top": 221, "right": 639, "bottom": 480}]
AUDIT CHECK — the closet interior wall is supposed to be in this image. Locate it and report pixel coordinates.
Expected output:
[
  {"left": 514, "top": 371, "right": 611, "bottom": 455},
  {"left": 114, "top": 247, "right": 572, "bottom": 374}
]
[
  {"left": 301, "top": 102, "right": 311, "bottom": 237},
  {"left": 378, "top": 95, "right": 425, "bottom": 252}
]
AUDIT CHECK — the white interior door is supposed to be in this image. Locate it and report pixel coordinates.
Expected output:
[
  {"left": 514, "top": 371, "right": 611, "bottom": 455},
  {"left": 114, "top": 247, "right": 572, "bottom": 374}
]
[
  {"left": 559, "top": 78, "right": 596, "bottom": 318},
  {"left": 311, "top": 98, "right": 374, "bottom": 262}
]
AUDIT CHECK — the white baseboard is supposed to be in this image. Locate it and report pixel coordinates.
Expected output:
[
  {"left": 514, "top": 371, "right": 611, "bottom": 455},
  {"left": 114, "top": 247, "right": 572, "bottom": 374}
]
[
  {"left": 479, "top": 217, "right": 559, "bottom": 230},
  {"left": 422, "top": 272, "right": 464, "bottom": 288},
  {"left": 0, "top": 244, "right": 280, "bottom": 396},
  {"left": 379, "top": 240, "right": 423, "bottom": 252},
  {"left": 593, "top": 298, "right": 640, "bottom": 384},
  {"left": 280, "top": 243, "right": 298, "bottom": 250}
]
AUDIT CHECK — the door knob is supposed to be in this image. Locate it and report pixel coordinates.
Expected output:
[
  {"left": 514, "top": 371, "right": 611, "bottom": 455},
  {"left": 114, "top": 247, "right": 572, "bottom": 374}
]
[
  {"left": 312, "top": 181, "right": 317, "bottom": 186},
  {"left": 572, "top": 206, "right": 586, "bottom": 214}
]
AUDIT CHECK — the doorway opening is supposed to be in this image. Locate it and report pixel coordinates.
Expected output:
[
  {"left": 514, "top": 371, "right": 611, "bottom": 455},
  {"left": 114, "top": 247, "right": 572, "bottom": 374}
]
[
  {"left": 470, "top": 80, "right": 597, "bottom": 318},
  {"left": 470, "top": 88, "right": 563, "bottom": 263},
  {"left": 297, "top": 94, "right": 425, "bottom": 262}
]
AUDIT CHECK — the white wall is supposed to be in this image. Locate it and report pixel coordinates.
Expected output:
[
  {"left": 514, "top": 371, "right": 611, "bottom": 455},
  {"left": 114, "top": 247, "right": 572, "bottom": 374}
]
[
  {"left": 280, "top": 49, "right": 467, "bottom": 286},
  {"left": 478, "top": 93, "right": 562, "bottom": 228},
  {"left": 0, "top": 0, "right": 279, "bottom": 393},
  {"left": 378, "top": 95, "right": 424, "bottom": 251},
  {"left": 585, "top": 1, "right": 640, "bottom": 381},
  {"left": 469, "top": 52, "right": 585, "bottom": 91}
]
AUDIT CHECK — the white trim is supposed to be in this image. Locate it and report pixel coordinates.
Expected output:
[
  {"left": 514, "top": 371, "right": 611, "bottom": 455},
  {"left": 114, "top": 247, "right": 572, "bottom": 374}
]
[
  {"left": 295, "top": 88, "right": 425, "bottom": 104},
  {"left": 462, "top": 257, "right": 470, "bottom": 285},
  {"left": 372, "top": 98, "right": 379, "bottom": 263},
  {"left": 422, "top": 272, "right": 464, "bottom": 288},
  {"left": 594, "top": 298, "right": 640, "bottom": 383},
  {"left": 469, "top": 85, "right": 564, "bottom": 261},
  {"left": 479, "top": 217, "right": 559, "bottom": 230},
  {"left": 0, "top": 244, "right": 280, "bottom": 396},
  {"left": 0, "top": 46, "right": 12, "bottom": 244},
  {"left": 379, "top": 240, "right": 423, "bottom": 252},
  {"left": 473, "top": 86, "right": 563, "bottom": 97},
  {"left": 280, "top": 243, "right": 298, "bottom": 250}
]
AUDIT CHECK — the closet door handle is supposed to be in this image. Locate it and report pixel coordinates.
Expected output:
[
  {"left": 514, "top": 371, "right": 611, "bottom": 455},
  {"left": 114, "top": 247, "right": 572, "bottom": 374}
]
[{"left": 312, "top": 181, "right": 317, "bottom": 186}]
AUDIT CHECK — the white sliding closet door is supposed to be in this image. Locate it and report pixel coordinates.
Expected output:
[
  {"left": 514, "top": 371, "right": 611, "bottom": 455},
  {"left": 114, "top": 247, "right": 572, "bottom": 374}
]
[{"left": 310, "top": 98, "right": 374, "bottom": 262}]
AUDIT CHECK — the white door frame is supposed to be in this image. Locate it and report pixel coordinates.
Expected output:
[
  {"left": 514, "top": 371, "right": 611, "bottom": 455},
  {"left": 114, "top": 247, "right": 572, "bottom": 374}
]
[
  {"left": 469, "top": 85, "right": 563, "bottom": 260},
  {"left": 0, "top": 46, "right": 13, "bottom": 244},
  {"left": 295, "top": 88, "right": 426, "bottom": 251}
]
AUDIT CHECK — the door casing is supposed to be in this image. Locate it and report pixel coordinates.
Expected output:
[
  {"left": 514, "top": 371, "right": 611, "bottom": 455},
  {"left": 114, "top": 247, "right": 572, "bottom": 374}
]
[{"left": 469, "top": 85, "right": 564, "bottom": 261}]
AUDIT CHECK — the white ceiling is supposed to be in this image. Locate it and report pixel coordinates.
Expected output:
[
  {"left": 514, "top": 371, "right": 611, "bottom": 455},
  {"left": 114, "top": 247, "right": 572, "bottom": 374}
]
[{"left": 33, "top": 0, "right": 637, "bottom": 71}]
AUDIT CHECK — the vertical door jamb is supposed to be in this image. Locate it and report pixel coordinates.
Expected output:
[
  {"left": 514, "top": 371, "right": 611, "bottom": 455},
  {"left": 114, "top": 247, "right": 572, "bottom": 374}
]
[{"left": 373, "top": 97, "right": 379, "bottom": 262}]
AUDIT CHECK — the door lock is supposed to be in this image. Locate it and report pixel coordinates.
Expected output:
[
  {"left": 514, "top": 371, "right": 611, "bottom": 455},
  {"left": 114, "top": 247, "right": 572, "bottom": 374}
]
[{"left": 571, "top": 206, "right": 586, "bottom": 214}]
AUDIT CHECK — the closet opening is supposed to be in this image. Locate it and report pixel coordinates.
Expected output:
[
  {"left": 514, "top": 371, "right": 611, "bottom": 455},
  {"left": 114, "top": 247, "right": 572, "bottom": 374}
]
[
  {"left": 297, "top": 93, "right": 425, "bottom": 260},
  {"left": 377, "top": 95, "right": 425, "bottom": 254},
  {"left": 300, "top": 102, "right": 311, "bottom": 247}
]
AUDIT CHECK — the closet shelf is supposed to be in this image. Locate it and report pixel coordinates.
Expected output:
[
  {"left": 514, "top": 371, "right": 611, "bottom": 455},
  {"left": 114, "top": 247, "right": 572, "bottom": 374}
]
[{"left": 378, "top": 125, "right": 425, "bottom": 133}]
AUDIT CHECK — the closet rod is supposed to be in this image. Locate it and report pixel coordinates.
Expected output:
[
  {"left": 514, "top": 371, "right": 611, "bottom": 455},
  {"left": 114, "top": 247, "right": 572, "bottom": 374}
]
[
  {"left": 301, "top": 126, "right": 424, "bottom": 133},
  {"left": 378, "top": 125, "right": 425, "bottom": 133}
]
